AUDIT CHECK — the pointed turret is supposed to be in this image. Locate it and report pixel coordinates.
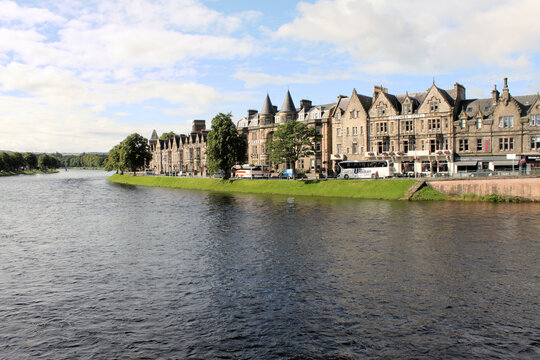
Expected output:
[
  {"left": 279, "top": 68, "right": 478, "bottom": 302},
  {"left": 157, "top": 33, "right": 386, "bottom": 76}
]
[
  {"left": 280, "top": 90, "right": 297, "bottom": 113},
  {"left": 260, "top": 94, "right": 275, "bottom": 115},
  {"left": 150, "top": 129, "right": 158, "bottom": 141}
]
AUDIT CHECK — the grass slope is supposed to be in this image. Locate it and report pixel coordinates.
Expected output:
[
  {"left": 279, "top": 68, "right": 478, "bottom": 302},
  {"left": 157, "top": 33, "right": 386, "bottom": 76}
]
[{"left": 107, "top": 174, "right": 416, "bottom": 200}]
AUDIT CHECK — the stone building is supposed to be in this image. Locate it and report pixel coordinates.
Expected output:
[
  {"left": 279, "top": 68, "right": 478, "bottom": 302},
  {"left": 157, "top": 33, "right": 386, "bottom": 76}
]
[
  {"left": 330, "top": 78, "right": 540, "bottom": 175},
  {"left": 148, "top": 120, "right": 209, "bottom": 175},
  {"left": 237, "top": 91, "right": 335, "bottom": 175}
]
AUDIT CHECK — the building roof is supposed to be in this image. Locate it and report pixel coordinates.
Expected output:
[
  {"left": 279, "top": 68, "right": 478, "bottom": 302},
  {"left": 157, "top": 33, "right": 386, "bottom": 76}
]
[
  {"left": 260, "top": 94, "right": 275, "bottom": 115},
  {"left": 280, "top": 90, "right": 296, "bottom": 113}
]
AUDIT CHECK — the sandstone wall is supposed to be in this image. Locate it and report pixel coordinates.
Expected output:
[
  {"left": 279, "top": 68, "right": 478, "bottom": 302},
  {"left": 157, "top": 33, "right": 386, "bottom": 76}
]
[{"left": 427, "top": 177, "right": 540, "bottom": 201}]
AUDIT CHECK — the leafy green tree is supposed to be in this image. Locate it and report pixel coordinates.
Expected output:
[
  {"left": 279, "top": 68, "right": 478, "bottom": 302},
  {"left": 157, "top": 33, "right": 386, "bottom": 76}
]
[
  {"left": 104, "top": 144, "right": 124, "bottom": 174},
  {"left": 0, "top": 152, "right": 8, "bottom": 171},
  {"left": 11, "top": 152, "right": 24, "bottom": 171},
  {"left": 0, "top": 152, "right": 13, "bottom": 171},
  {"left": 160, "top": 131, "right": 176, "bottom": 140},
  {"left": 24, "top": 152, "right": 38, "bottom": 170},
  {"left": 120, "top": 133, "right": 152, "bottom": 174},
  {"left": 206, "top": 112, "right": 247, "bottom": 179},
  {"left": 268, "top": 119, "right": 319, "bottom": 179}
]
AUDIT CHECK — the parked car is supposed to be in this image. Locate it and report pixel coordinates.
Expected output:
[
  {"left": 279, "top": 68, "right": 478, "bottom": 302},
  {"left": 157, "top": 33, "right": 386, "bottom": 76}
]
[{"left": 278, "top": 169, "right": 307, "bottom": 179}]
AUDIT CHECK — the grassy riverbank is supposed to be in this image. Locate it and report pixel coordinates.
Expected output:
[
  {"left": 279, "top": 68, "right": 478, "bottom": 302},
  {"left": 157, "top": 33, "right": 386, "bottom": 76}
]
[
  {"left": 0, "top": 169, "right": 59, "bottom": 177},
  {"left": 107, "top": 174, "right": 416, "bottom": 200}
]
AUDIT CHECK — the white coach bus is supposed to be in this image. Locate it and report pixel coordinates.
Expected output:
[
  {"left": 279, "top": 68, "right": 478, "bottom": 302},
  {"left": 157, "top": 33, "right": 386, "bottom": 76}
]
[{"left": 336, "top": 160, "right": 394, "bottom": 179}]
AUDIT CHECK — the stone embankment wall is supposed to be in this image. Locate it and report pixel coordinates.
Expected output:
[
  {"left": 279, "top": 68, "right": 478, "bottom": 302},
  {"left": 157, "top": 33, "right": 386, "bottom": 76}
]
[{"left": 427, "top": 177, "right": 540, "bottom": 201}]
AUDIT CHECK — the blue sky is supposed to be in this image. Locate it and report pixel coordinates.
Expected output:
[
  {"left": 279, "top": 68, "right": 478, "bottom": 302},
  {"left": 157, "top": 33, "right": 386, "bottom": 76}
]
[{"left": 1, "top": 0, "right": 539, "bottom": 152}]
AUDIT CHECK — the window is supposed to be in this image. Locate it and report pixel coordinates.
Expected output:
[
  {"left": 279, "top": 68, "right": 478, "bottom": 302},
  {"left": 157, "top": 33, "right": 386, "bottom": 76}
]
[
  {"left": 347, "top": 147, "right": 350, "bottom": 154},
  {"left": 377, "top": 106, "right": 386, "bottom": 116},
  {"left": 421, "top": 140, "right": 424, "bottom": 150},
  {"left": 316, "top": 143, "right": 321, "bottom": 152},
  {"left": 346, "top": 127, "right": 350, "bottom": 136},
  {"left": 430, "top": 138, "right": 443, "bottom": 152},
  {"left": 352, "top": 142, "right": 358, "bottom": 154},
  {"left": 316, "top": 126, "right": 321, "bottom": 135},
  {"left": 377, "top": 141, "right": 389, "bottom": 153},
  {"left": 498, "top": 116, "right": 514, "bottom": 128},
  {"left": 477, "top": 139, "right": 482, "bottom": 151},
  {"left": 428, "top": 119, "right": 441, "bottom": 131},
  {"left": 337, "top": 128, "right": 342, "bottom": 136},
  {"left": 252, "top": 132, "right": 257, "bottom": 140},
  {"left": 461, "top": 119, "right": 466, "bottom": 129},
  {"left": 444, "top": 117, "right": 448, "bottom": 130},
  {"left": 531, "top": 114, "right": 539, "bottom": 126},
  {"left": 286, "top": 115, "right": 292, "bottom": 122},
  {"left": 360, "top": 126, "right": 364, "bottom": 135},
  {"left": 252, "top": 145, "right": 258, "bottom": 155},
  {"left": 430, "top": 101, "right": 439, "bottom": 112},
  {"left": 421, "top": 120, "right": 424, "bottom": 131},
  {"left": 376, "top": 122, "right": 388, "bottom": 134},
  {"left": 498, "top": 137, "right": 514, "bottom": 151},
  {"left": 337, "top": 144, "right": 342, "bottom": 154},
  {"left": 402, "top": 120, "right": 413, "bottom": 133},
  {"left": 403, "top": 140, "right": 409, "bottom": 153},
  {"left": 459, "top": 139, "right": 469, "bottom": 152},
  {"left": 531, "top": 136, "right": 540, "bottom": 150},
  {"left": 390, "top": 122, "right": 394, "bottom": 133},
  {"left": 404, "top": 103, "right": 411, "bottom": 114},
  {"left": 477, "top": 118, "right": 482, "bottom": 129},
  {"left": 352, "top": 127, "right": 358, "bottom": 135}
]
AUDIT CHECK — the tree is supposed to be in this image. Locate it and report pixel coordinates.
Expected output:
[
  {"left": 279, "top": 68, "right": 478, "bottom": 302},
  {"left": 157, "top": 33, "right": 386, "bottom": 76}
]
[
  {"left": 0, "top": 152, "right": 13, "bottom": 171},
  {"left": 37, "top": 154, "right": 61, "bottom": 170},
  {"left": 11, "top": 152, "right": 25, "bottom": 171},
  {"left": 24, "top": 152, "right": 38, "bottom": 170},
  {"left": 160, "top": 131, "right": 176, "bottom": 140},
  {"left": 206, "top": 112, "right": 247, "bottom": 180},
  {"left": 267, "top": 119, "right": 319, "bottom": 179},
  {"left": 120, "top": 133, "right": 151, "bottom": 174},
  {"left": 104, "top": 144, "right": 124, "bottom": 174}
]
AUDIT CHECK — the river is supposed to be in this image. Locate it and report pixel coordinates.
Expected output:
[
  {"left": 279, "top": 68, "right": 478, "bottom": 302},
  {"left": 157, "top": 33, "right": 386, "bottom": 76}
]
[{"left": 0, "top": 170, "right": 538, "bottom": 359}]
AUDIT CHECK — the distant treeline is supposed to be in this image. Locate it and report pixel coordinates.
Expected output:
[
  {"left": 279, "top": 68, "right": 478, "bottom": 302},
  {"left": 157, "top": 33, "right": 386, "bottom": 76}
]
[
  {"left": 0, "top": 152, "right": 61, "bottom": 172},
  {"left": 62, "top": 153, "right": 108, "bottom": 168}
]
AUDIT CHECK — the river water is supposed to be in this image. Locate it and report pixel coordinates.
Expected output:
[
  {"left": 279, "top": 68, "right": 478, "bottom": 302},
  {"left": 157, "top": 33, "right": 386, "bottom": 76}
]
[{"left": 0, "top": 170, "right": 538, "bottom": 359}]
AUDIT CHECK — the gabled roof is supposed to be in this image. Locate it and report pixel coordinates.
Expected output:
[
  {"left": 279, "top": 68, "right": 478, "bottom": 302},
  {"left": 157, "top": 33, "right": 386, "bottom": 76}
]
[
  {"left": 280, "top": 90, "right": 296, "bottom": 113},
  {"left": 513, "top": 94, "right": 540, "bottom": 115},
  {"left": 261, "top": 94, "right": 275, "bottom": 115}
]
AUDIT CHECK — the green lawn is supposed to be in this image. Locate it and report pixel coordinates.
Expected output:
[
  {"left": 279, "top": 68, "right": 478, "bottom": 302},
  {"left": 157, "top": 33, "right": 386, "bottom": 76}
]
[{"left": 107, "top": 174, "right": 417, "bottom": 200}]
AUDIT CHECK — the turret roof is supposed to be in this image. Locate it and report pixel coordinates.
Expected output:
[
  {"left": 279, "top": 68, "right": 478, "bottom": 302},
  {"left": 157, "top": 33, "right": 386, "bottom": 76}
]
[
  {"left": 260, "top": 94, "right": 275, "bottom": 115},
  {"left": 280, "top": 90, "right": 296, "bottom": 113}
]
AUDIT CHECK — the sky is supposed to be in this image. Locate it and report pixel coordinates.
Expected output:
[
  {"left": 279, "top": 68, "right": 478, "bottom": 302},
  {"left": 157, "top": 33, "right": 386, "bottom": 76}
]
[{"left": 1, "top": 0, "right": 539, "bottom": 153}]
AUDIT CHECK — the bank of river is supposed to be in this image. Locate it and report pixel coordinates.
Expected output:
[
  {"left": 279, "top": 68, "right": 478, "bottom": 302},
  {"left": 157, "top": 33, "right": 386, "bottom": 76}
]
[
  {"left": 0, "top": 169, "right": 59, "bottom": 176},
  {"left": 107, "top": 174, "right": 416, "bottom": 200}
]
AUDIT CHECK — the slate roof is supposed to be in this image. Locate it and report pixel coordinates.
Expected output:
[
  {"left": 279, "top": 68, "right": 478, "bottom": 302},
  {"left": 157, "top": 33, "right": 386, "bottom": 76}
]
[
  {"left": 260, "top": 94, "right": 275, "bottom": 115},
  {"left": 280, "top": 90, "right": 296, "bottom": 113}
]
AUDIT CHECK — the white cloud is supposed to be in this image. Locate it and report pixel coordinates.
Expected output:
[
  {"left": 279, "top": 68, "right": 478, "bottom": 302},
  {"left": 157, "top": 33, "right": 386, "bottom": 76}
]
[
  {"left": 0, "top": 0, "right": 66, "bottom": 26},
  {"left": 0, "top": 0, "right": 262, "bottom": 152},
  {"left": 278, "top": 0, "right": 540, "bottom": 74}
]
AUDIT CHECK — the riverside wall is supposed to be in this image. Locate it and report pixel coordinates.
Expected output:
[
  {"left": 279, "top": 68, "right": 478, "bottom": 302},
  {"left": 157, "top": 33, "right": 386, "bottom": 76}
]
[{"left": 427, "top": 177, "right": 540, "bottom": 201}]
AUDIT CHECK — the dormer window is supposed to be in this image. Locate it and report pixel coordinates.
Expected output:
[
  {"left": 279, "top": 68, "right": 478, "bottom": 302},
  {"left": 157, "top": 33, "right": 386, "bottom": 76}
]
[
  {"left": 377, "top": 106, "right": 386, "bottom": 117},
  {"left": 404, "top": 103, "right": 411, "bottom": 114},
  {"left": 430, "top": 101, "right": 439, "bottom": 112},
  {"left": 467, "top": 107, "right": 472, "bottom": 113},
  {"left": 461, "top": 119, "right": 466, "bottom": 129},
  {"left": 477, "top": 118, "right": 482, "bottom": 129}
]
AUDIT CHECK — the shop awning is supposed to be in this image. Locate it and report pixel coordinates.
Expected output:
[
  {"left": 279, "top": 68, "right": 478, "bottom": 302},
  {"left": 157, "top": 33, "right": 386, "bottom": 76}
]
[
  {"left": 456, "top": 161, "right": 477, "bottom": 166},
  {"left": 492, "top": 160, "right": 516, "bottom": 166}
]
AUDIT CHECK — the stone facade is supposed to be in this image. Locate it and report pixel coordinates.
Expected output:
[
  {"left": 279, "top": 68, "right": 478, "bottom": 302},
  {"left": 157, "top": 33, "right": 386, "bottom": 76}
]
[
  {"left": 237, "top": 91, "right": 335, "bottom": 175},
  {"left": 148, "top": 78, "right": 539, "bottom": 177},
  {"left": 330, "top": 78, "right": 540, "bottom": 175},
  {"left": 148, "top": 120, "right": 208, "bottom": 175}
]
